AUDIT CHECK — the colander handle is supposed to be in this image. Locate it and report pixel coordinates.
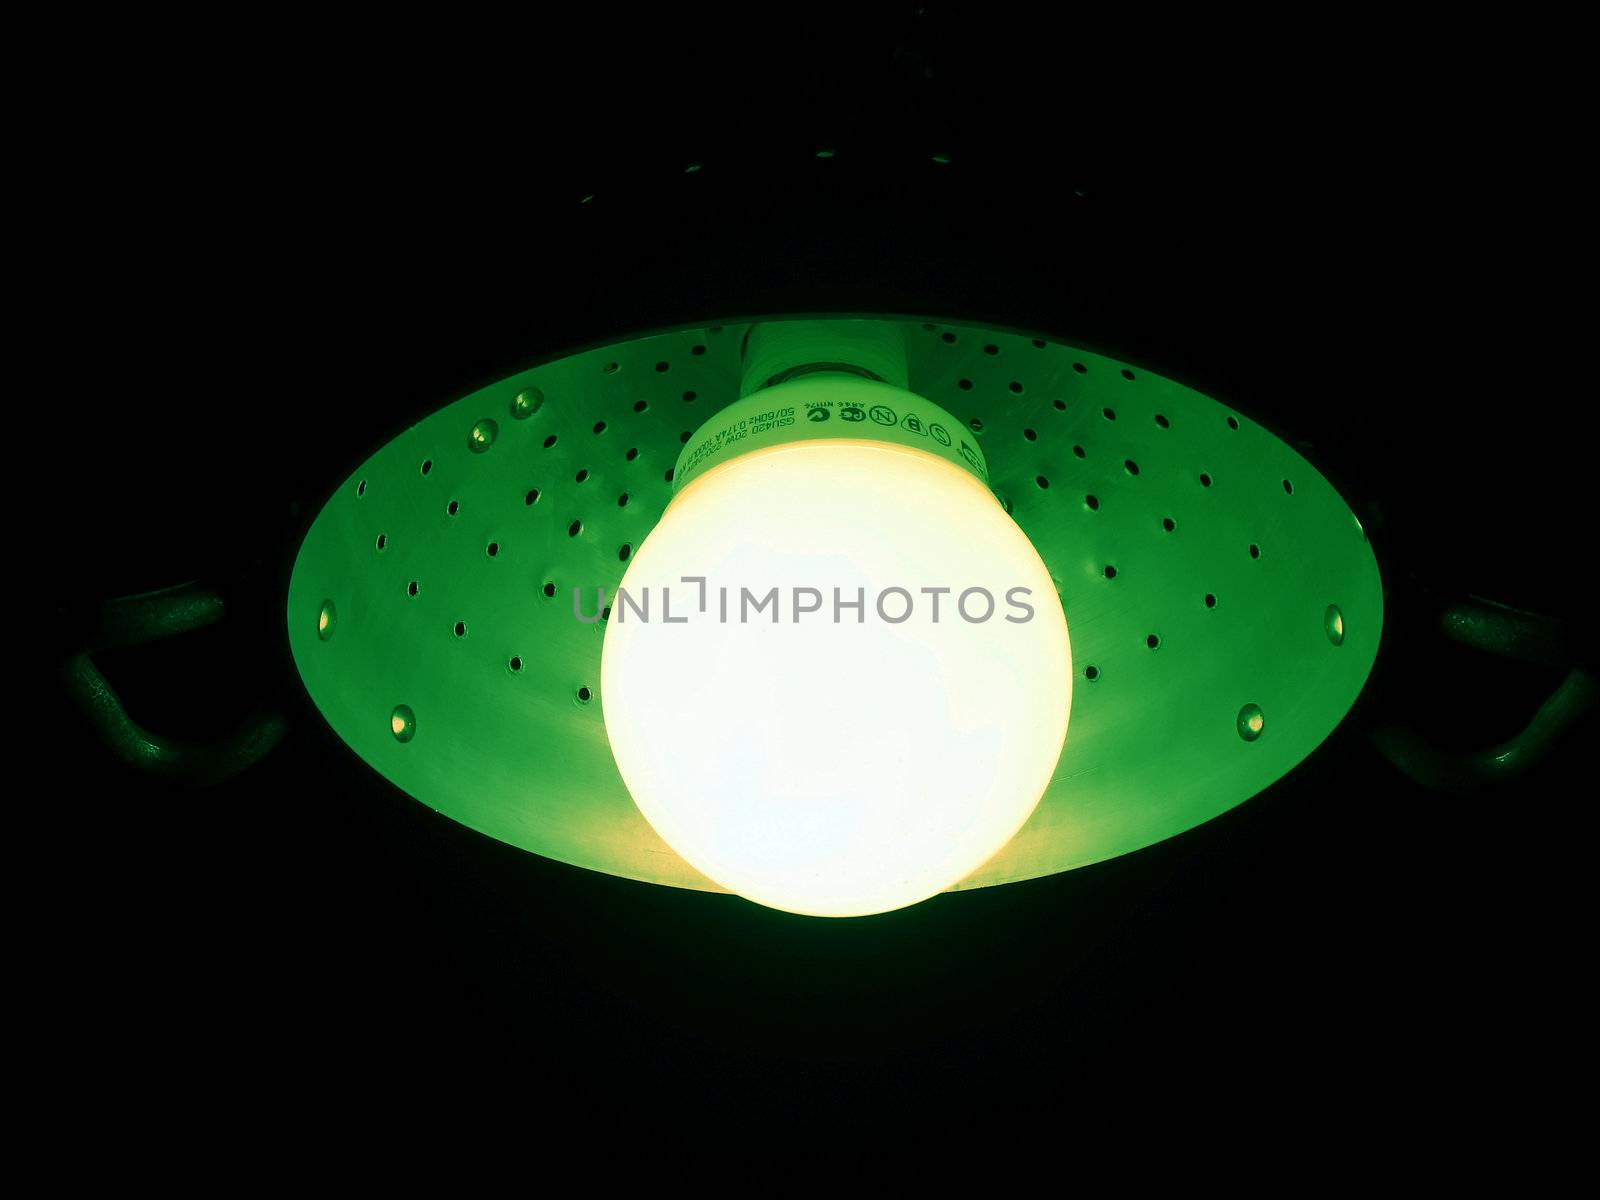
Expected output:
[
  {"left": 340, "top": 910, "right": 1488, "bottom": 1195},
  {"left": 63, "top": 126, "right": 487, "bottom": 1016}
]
[{"left": 59, "top": 582, "right": 288, "bottom": 786}]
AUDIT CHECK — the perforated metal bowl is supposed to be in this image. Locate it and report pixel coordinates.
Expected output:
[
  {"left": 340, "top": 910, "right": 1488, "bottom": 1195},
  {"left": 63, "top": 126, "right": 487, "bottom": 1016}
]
[{"left": 287, "top": 317, "right": 1382, "bottom": 893}]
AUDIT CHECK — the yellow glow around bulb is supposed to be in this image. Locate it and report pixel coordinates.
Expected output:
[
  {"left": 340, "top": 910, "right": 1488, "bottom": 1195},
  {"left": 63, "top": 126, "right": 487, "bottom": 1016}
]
[{"left": 601, "top": 440, "right": 1071, "bottom": 917}]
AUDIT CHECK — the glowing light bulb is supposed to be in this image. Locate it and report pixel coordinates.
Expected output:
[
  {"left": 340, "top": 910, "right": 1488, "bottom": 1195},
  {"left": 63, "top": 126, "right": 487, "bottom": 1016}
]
[{"left": 601, "top": 368, "right": 1071, "bottom": 917}]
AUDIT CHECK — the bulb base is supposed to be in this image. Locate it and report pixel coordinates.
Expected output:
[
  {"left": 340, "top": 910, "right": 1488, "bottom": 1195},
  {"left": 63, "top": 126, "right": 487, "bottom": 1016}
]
[
  {"left": 739, "top": 319, "right": 910, "bottom": 397},
  {"left": 672, "top": 376, "right": 991, "bottom": 494}
]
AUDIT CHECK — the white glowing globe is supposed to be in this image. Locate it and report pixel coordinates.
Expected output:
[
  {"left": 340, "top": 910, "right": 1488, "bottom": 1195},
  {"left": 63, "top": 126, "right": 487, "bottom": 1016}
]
[{"left": 601, "top": 436, "right": 1071, "bottom": 917}]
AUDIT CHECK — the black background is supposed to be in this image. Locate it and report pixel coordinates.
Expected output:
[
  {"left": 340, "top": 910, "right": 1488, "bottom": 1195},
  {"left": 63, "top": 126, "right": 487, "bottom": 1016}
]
[{"left": 43, "top": 6, "right": 1587, "bottom": 1136}]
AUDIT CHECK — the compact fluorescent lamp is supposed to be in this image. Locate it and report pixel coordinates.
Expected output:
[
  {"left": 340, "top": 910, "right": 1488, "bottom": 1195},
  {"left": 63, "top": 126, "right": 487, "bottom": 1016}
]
[
  {"left": 288, "top": 317, "right": 1382, "bottom": 915},
  {"left": 601, "top": 323, "right": 1070, "bottom": 915}
]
